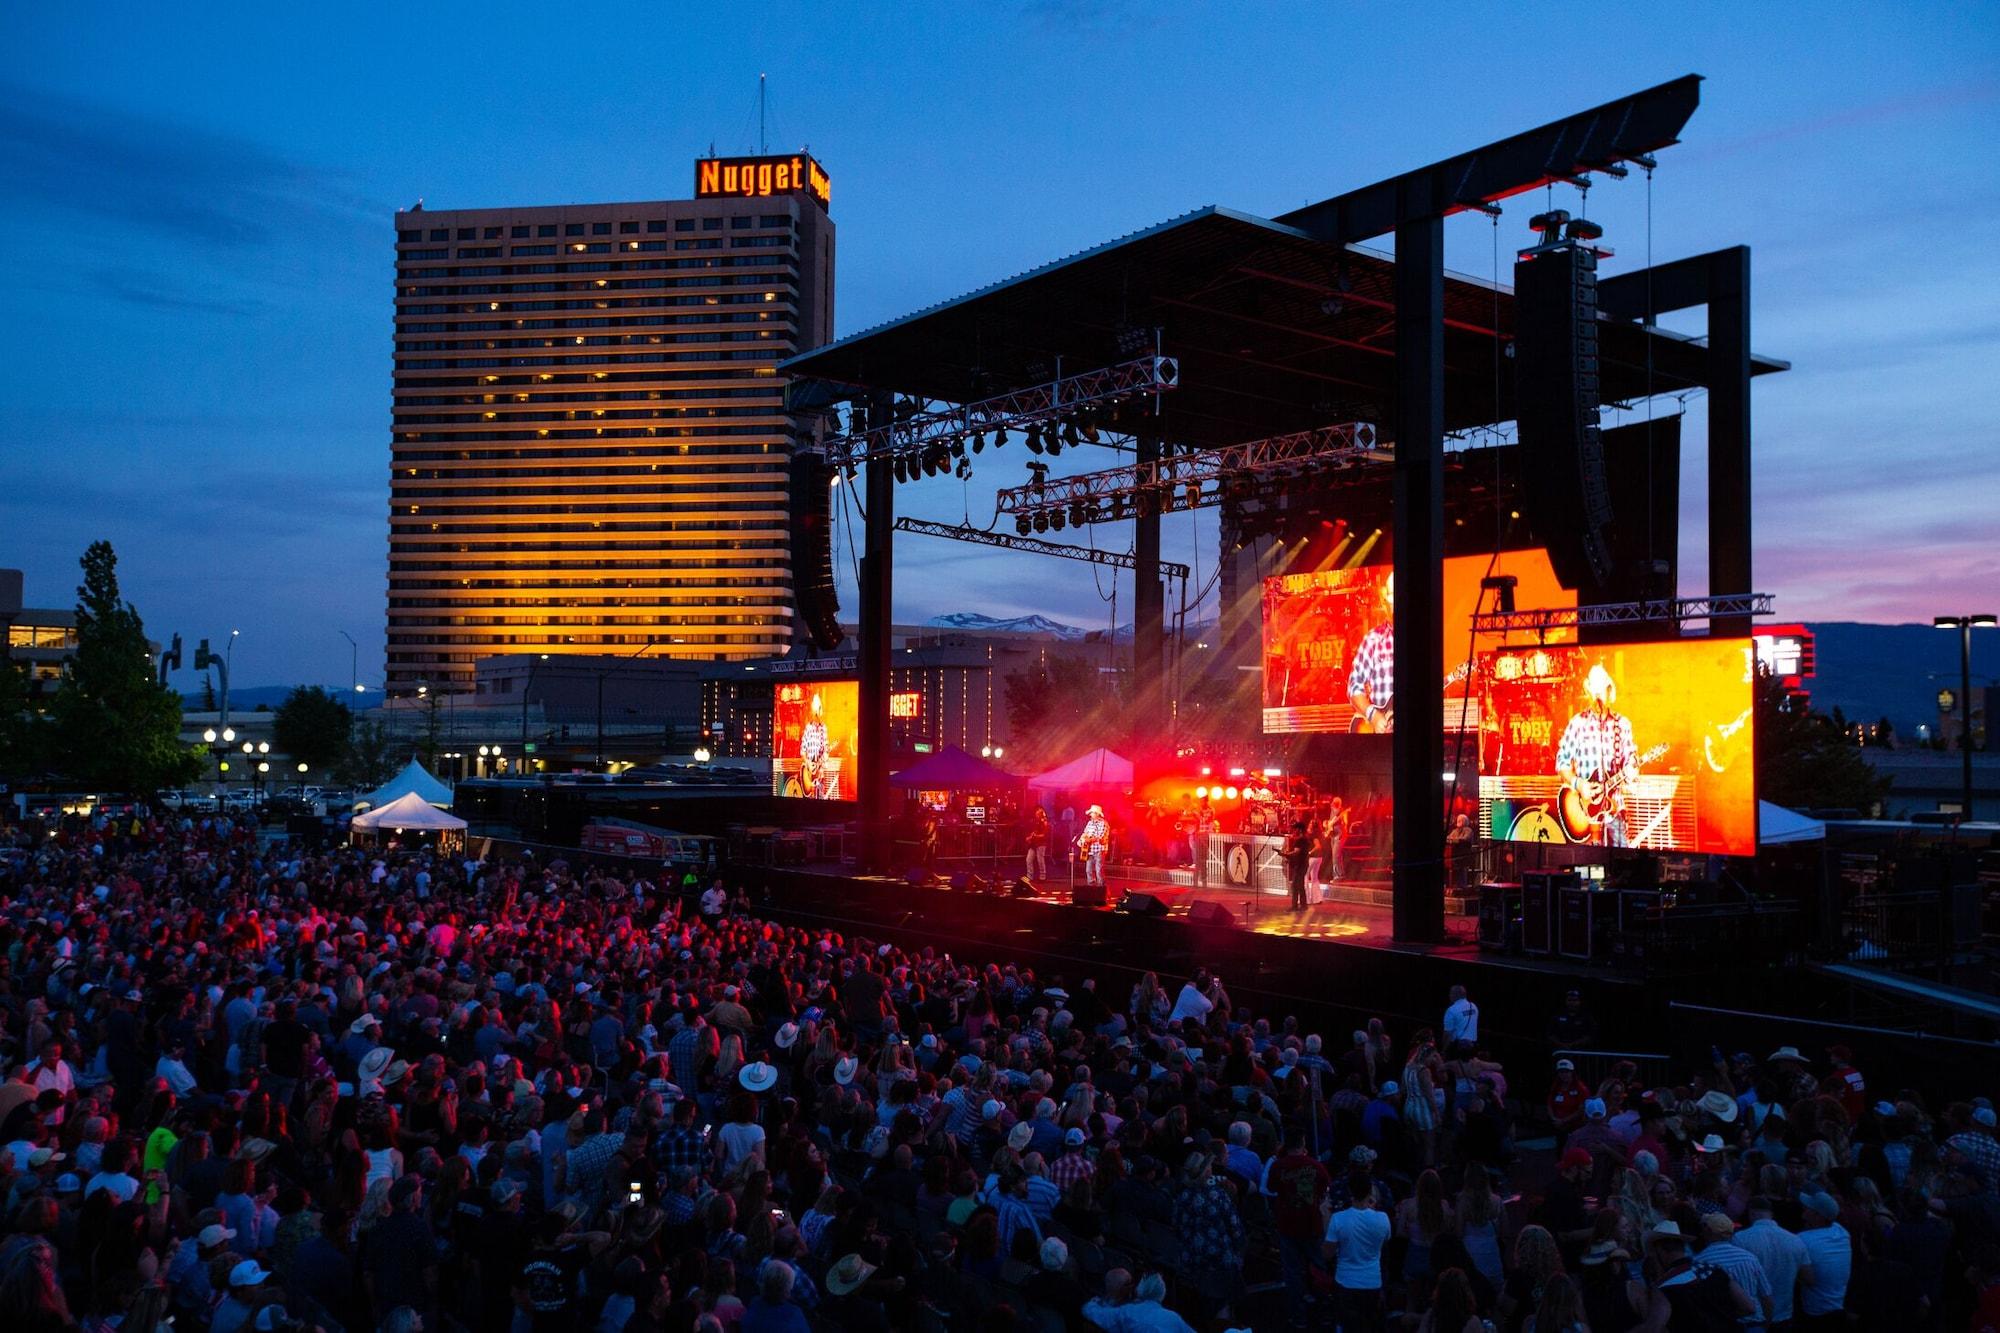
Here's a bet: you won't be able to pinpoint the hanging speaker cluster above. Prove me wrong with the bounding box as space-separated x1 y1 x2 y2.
1513 213 1616 589
788 451 843 651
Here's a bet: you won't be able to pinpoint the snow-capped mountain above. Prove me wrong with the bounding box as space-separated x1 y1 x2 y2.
923 612 1091 640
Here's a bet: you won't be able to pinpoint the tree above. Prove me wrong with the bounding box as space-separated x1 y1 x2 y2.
336 716 398 788
0 656 44 780
200 674 217 712
1753 666 1889 814
1002 654 1127 768
46 542 201 793
273 686 355 773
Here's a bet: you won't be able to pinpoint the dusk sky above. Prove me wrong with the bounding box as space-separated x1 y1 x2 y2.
3 4 1997 690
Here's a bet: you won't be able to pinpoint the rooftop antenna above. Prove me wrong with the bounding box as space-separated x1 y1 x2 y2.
759 72 768 153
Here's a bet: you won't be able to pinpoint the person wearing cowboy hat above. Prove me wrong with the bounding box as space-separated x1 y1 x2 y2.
1556 659 1641 847
1692 1210 1775 1325
1077 804 1110 889
738 1061 778 1094
1647 1219 1757 1327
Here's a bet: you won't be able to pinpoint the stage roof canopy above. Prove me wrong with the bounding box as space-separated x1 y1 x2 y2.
1028 748 1135 794
890 745 1020 791
785 206 1785 450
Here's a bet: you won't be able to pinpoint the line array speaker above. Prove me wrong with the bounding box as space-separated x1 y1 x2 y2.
789 451 843 651
1514 236 1615 588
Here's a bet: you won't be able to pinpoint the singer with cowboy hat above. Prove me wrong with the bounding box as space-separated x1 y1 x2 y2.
1077 805 1110 890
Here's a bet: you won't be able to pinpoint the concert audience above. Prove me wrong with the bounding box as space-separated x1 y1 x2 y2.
0 804 1996 1333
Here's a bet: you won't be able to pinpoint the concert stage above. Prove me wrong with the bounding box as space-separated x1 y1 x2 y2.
735 858 1646 1062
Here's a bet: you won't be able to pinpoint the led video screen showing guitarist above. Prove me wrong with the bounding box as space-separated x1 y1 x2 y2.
1477 640 1756 856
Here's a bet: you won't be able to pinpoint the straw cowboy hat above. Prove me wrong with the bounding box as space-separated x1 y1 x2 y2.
357 1047 396 1084
1086 804 1105 818
774 1022 801 1050
738 1061 778 1093
1698 1089 1740 1123
825 1253 877 1296
833 1056 859 1086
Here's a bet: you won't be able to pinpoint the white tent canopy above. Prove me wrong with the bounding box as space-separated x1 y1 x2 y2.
350 790 467 832
1758 800 1825 846
359 759 453 810
1026 748 1134 793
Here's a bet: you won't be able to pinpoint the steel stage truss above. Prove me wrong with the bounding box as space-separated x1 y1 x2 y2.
994 422 1383 524
1470 592 1774 635
819 357 1181 468
892 516 1192 580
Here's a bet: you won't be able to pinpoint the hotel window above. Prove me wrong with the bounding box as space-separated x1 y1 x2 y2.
675 219 695 232
483 226 502 239
398 229 422 242
702 217 722 231
620 221 640 233
565 223 584 236
429 229 448 241
647 220 668 233
592 222 611 234
759 215 790 228
730 215 752 229
457 228 475 240
512 225 530 238
538 224 557 237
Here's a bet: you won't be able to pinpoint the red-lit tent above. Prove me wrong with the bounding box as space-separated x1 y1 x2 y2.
890 745 1020 791
1026 748 1133 793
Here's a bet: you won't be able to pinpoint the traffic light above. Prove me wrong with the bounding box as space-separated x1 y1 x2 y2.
163 634 182 672
194 639 213 670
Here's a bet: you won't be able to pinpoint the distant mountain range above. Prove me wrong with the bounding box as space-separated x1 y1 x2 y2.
181 621 1982 739
1802 622 1995 738
923 612 1094 640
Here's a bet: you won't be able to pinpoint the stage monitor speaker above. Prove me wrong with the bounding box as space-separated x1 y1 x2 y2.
1187 900 1236 929
788 451 843 651
1007 877 1036 899
1514 237 1615 589
949 871 973 892
1520 872 1555 956
905 867 937 888
1116 890 1167 916
1073 881 1108 907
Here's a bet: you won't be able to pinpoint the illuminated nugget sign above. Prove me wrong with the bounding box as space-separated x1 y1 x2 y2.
695 154 831 208
889 691 923 720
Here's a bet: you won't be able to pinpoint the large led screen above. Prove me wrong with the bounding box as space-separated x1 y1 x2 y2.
1261 549 1575 734
771 680 859 800
1476 639 1756 856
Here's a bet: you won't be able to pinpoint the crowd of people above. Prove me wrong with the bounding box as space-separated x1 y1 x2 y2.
1 804 1998 1333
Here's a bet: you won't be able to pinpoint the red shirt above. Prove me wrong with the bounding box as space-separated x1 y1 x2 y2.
1549 1081 1587 1125
1268 1149 1331 1238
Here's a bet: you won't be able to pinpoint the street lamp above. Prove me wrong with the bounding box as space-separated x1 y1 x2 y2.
694 746 712 764
1934 614 1997 822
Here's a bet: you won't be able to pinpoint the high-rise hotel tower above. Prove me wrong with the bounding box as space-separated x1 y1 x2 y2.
386 155 834 694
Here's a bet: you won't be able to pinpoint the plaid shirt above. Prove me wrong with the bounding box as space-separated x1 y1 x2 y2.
1948 1131 2000 1195
1348 623 1395 710
1047 1149 1096 1193
668 1025 705 1091
1556 707 1636 784
656 1124 708 1177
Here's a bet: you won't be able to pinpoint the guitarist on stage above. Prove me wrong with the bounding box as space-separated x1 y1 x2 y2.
1346 571 1395 733
1555 663 1639 846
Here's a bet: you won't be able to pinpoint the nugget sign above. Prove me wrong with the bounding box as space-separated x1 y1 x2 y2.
695 154 831 208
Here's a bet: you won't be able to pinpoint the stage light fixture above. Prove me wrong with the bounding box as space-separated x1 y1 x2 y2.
950 438 966 459
1032 512 1049 534
1194 786 1208 799
1224 786 1239 800
1015 515 1031 535
1061 421 1082 450
971 432 985 454
1050 511 1066 531
955 458 972 480
1026 426 1045 455
1046 431 1063 457
892 456 909 484
992 429 1007 449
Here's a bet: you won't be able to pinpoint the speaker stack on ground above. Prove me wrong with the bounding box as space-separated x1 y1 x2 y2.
1187 900 1236 929
1513 212 1615 591
1115 890 1167 916
788 450 843 650
1073 881 1109 907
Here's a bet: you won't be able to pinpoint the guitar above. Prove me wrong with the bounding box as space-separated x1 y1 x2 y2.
1348 661 1476 734
1703 708 1753 774
1558 742 1669 842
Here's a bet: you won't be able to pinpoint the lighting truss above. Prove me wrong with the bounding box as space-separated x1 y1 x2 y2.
995 422 1383 522
820 356 1180 466
893 516 1192 580
1470 592 1775 635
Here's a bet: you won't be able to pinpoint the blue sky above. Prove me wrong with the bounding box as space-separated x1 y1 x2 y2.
2 3 1996 689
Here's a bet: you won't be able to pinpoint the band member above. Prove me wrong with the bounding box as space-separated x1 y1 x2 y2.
1078 804 1110 888
1346 571 1395 733
1024 806 1051 881
798 689 830 798
1282 818 1311 911
1555 663 1639 847
1190 798 1216 887
1325 797 1349 883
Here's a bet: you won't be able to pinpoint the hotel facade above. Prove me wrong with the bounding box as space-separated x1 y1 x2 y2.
386 156 834 694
